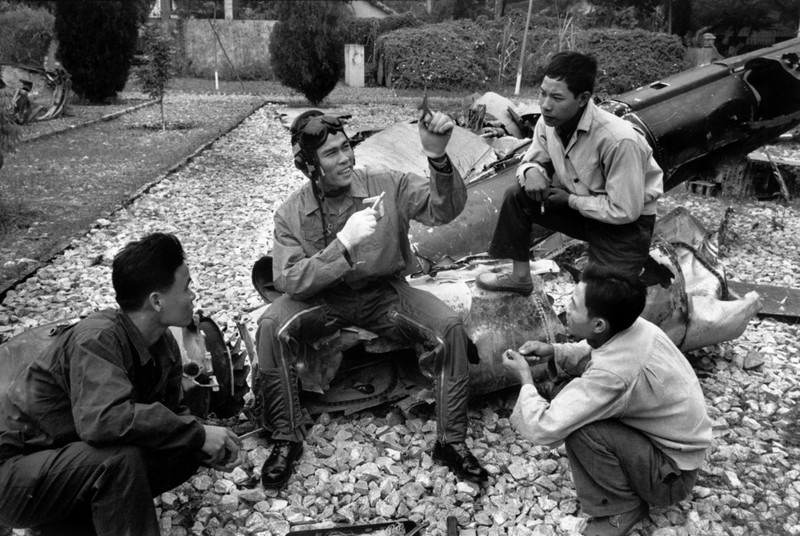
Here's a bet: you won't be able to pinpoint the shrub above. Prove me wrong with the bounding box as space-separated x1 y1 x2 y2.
269 1 350 105
0 2 55 66
54 1 145 103
577 29 685 95
376 19 685 95
375 19 501 90
136 24 175 130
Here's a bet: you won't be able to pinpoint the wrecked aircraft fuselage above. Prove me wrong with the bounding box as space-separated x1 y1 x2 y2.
602 36 800 192
0 63 71 124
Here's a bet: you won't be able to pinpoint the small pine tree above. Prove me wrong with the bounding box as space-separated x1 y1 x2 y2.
54 1 145 103
137 24 174 131
268 1 350 105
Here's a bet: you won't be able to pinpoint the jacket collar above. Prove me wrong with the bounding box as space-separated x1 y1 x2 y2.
576 99 597 135
117 309 156 366
300 170 368 216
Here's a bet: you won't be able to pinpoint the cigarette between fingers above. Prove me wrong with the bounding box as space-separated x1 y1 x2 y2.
371 191 385 210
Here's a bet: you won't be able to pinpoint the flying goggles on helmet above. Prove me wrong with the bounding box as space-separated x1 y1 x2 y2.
290 112 349 180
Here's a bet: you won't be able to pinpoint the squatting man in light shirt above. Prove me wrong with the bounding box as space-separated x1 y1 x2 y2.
502 264 712 536
254 105 488 489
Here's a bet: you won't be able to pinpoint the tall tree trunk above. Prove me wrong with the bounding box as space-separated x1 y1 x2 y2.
494 0 504 19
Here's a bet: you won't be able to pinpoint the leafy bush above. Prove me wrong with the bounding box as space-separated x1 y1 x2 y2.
54 1 145 103
269 1 350 104
376 19 685 95
577 30 685 95
0 2 55 66
375 19 501 90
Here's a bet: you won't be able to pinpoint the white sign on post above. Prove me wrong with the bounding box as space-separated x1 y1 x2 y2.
345 44 365 88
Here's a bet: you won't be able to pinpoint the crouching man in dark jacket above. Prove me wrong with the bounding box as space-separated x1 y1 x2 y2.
0 233 240 536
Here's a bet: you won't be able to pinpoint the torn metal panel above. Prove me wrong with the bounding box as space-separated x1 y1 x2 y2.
728 281 800 319
470 91 524 138
0 64 71 123
354 121 497 180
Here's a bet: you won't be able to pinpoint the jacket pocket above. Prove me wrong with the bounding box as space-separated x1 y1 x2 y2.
300 220 328 250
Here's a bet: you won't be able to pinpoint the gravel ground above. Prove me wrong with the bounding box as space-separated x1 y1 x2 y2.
2 103 800 536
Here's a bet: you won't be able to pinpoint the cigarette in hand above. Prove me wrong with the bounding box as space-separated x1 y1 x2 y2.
371 191 385 211
540 203 546 215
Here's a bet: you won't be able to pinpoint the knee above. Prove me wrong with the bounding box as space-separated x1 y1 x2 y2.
503 183 524 204
440 311 466 338
566 420 608 450
256 317 280 369
105 445 147 474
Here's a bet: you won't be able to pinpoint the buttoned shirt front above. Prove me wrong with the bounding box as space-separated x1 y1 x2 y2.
519 100 664 225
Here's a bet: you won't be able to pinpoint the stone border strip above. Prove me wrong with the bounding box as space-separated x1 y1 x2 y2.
21 99 159 144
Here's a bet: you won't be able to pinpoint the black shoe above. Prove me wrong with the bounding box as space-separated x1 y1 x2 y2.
432 441 488 483
261 440 303 489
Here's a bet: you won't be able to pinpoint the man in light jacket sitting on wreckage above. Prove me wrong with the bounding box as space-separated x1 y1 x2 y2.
254 107 488 490
502 264 712 536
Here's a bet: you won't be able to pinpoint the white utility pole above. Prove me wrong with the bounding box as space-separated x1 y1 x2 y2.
514 0 534 95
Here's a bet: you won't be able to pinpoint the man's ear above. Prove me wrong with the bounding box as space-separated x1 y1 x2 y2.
591 316 609 336
578 91 591 108
147 292 162 313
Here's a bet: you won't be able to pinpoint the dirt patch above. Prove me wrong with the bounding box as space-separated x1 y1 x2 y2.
0 93 266 296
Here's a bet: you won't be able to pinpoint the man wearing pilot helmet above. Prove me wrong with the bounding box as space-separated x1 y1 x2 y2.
254 107 488 488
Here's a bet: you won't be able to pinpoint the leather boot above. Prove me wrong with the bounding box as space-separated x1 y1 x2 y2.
432 441 489 483
257 368 307 489
261 439 303 489
433 371 488 483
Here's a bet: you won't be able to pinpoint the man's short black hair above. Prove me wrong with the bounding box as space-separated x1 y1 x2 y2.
544 51 597 96
581 263 646 336
112 233 186 312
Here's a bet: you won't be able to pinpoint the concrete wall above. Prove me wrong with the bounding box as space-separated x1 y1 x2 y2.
179 19 275 79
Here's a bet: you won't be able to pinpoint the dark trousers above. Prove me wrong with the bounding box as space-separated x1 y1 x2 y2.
256 279 471 444
565 420 698 517
488 184 655 273
0 442 200 536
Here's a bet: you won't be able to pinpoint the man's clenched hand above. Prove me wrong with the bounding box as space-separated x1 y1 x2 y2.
418 110 454 159
517 166 549 202
337 207 378 250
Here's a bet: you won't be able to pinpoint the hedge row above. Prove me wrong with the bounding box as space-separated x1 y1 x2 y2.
0 3 55 66
375 18 686 95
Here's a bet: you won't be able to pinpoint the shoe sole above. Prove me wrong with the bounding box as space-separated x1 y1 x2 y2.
475 281 533 296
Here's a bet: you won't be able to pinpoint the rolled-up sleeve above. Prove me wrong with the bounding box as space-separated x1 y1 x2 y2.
69 330 204 451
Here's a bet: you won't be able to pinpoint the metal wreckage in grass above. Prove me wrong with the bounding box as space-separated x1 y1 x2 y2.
2 38 800 425
0 63 70 125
